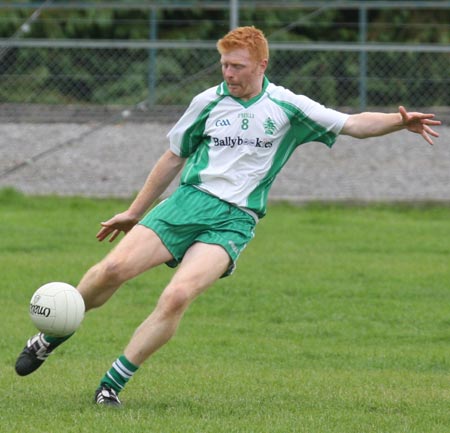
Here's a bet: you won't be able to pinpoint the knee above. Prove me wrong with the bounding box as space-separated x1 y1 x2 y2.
157 284 191 317
97 257 128 286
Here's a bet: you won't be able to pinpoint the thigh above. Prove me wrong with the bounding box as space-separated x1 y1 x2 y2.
166 242 231 300
104 224 174 281
140 185 255 276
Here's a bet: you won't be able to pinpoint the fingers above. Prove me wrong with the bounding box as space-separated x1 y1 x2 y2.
422 124 440 145
108 229 121 243
418 120 440 146
424 124 440 137
96 227 121 242
96 220 118 241
399 106 442 122
96 224 112 242
422 130 433 146
96 217 132 242
397 106 434 122
422 118 442 126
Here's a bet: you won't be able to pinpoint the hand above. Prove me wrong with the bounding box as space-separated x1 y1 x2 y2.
96 211 140 242
399 105 441 145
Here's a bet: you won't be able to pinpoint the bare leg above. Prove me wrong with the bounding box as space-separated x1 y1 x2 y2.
124 242 230 366
77 225 173 311
15 225 175 379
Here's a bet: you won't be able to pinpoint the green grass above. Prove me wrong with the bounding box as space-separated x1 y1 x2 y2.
1 188 450 433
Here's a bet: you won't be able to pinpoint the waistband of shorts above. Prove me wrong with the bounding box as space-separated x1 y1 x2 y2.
190 185 259 223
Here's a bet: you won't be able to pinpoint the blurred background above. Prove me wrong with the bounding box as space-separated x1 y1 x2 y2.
1 0 449 122
0 1 449 201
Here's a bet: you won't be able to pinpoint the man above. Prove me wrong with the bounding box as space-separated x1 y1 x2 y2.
15 26 441 406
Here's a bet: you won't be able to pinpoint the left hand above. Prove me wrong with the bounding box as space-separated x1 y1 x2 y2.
399 105 441 145
96 211 140 243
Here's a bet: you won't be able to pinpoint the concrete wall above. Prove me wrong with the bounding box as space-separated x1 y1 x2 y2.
1 122 449 203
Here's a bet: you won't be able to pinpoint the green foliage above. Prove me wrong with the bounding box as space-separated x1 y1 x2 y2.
1 4 448 42
2 192 450 432
366 51 450 107
0 4 448 107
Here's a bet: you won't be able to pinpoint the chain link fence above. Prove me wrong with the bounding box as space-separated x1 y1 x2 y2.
0 1 449 123
0 41 449 123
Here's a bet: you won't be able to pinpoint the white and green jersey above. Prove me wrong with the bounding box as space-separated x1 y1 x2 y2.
168 76 349 218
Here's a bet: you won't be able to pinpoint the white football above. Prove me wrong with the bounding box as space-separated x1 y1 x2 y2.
29 282 85 337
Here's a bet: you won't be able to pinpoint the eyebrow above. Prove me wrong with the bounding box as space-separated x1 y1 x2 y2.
220 59 247 66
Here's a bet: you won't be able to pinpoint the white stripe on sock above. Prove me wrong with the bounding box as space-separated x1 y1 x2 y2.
106 371 124 390
114 359 134 379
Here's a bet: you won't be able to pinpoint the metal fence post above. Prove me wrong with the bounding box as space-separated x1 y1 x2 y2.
148 7 158 107
359 5 368 111
230 0 239 29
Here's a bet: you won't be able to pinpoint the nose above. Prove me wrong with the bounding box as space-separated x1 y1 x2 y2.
222 65 234 79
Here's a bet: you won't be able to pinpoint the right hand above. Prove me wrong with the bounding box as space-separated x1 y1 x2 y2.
96 211 140 242
398 105 441 145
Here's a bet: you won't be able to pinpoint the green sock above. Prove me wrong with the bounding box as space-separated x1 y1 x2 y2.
43 333 74 348
100 355 139 394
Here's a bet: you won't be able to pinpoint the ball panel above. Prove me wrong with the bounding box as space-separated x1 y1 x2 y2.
29 282 85 337
29 291 57 335
52 290 71 336
59 289 85 335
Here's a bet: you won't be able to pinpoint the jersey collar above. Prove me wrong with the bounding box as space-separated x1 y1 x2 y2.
217 76 270 107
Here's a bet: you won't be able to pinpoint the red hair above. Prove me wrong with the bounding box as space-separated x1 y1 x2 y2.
217 26 269 62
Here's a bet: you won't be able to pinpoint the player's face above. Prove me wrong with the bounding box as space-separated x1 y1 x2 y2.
220 48 267 101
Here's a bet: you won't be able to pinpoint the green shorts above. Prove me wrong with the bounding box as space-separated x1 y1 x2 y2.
139 185 256 277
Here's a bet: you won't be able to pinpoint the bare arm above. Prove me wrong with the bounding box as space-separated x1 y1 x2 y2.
96 149 185 242
127 149 186 219
341 106 441 145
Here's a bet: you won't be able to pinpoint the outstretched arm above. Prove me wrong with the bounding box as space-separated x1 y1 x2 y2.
96 149 185 242
341 105 441 145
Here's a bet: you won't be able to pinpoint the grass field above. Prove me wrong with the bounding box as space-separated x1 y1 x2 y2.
1 188 450 433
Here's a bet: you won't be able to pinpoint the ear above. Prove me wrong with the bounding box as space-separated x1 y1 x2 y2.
259 58 268 73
